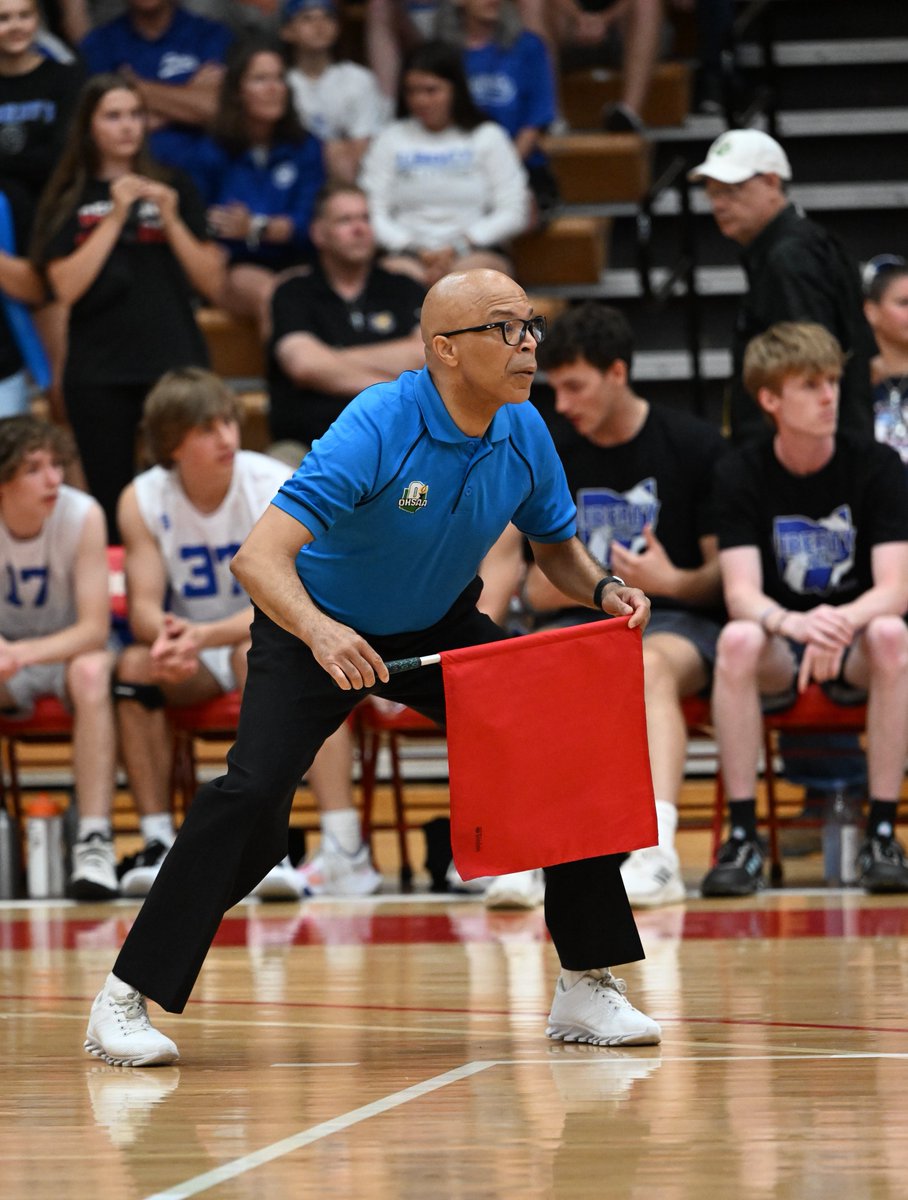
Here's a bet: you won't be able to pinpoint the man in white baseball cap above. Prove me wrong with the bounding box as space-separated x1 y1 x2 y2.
688 127 874 444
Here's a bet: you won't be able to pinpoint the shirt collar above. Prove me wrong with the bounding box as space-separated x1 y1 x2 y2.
742 201 801 268
414 367 513 444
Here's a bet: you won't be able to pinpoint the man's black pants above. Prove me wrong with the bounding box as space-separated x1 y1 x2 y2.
115 581 644 1012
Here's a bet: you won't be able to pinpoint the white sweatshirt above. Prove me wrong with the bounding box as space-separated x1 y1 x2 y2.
359 118 530 253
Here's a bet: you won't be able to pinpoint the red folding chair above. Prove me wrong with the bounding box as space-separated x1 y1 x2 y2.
166 690 244 814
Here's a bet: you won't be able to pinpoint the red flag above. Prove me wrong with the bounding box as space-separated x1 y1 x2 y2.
441 617 656 879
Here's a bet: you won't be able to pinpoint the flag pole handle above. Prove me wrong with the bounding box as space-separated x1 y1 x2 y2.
384 653 441 675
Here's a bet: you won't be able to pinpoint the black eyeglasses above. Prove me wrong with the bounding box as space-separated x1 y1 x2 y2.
437 316 547 346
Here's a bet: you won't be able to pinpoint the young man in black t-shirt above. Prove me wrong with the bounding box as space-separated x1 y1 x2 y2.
704 322 908 897
268 183 425 456
493 302 729 909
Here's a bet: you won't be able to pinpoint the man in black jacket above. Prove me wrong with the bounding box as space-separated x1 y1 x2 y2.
689 128 876 444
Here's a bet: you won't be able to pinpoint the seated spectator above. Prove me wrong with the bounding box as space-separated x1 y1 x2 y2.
522 0 664 133
434 0 560 221
190 38 325 333
0 183 48 416
484 302 727 909
0 0 83 205
112 367 369 899
703 322 908 898
359 39 529 287
365 0 439 98
0 415 119 899
281 0 391 185
863 254 908 465
80 0 232 174
29 74 224 541
268 182 425 457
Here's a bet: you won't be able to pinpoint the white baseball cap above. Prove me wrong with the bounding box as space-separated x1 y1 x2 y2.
688 129 792 184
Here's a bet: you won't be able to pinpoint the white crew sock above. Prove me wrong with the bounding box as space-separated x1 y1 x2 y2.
321 807 363 856
560 967 607 989
140 813 175 849
655 799 678 849
77 816 112 841
105 971 137 998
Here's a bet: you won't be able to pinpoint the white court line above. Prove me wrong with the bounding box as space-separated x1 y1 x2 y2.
143 1060 497 1200
514 1052 908 1063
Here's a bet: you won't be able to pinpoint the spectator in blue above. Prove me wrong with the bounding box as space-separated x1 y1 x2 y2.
80 0 232 174
190 37 325 334
435 0 559 221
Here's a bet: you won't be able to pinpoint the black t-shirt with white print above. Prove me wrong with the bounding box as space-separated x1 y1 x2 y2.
715 431 908 610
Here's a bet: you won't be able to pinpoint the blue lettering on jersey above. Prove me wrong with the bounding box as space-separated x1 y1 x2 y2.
4 565 49 607
396 148 475 173
773 505 855 594
576 479 660 567
0 100 57 124
180 544 243 598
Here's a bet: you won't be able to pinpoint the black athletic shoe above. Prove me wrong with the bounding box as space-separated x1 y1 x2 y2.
856 835 908 893
700 835 765 897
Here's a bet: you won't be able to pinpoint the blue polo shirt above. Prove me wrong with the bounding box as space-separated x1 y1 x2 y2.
272 366 577 634
81 8 232 172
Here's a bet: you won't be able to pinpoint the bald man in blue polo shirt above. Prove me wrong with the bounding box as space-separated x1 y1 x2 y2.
84 269 662 1066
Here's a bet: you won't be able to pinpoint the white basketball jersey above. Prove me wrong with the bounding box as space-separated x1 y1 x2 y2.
133 451 289 622
0 485 96 639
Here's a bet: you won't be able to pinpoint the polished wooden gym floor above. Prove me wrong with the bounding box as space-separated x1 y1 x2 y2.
4 812 908 1200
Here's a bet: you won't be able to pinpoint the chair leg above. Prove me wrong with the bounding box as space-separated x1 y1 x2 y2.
710 771 725 864
763 729 784 885
358 725 379 857
388 735 413 891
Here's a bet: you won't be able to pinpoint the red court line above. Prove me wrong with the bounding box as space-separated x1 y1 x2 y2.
3 904 908 952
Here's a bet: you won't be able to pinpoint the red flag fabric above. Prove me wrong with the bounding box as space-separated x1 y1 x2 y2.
441 617 656 879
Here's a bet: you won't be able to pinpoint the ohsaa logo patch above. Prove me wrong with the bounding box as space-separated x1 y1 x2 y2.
398 481 429 513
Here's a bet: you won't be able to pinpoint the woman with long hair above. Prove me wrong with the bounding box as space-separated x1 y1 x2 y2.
30 74 224 539
190 38 326 332
359 39 529 286
864 255 908 465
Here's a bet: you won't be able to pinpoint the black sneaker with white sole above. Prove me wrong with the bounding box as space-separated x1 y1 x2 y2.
856 835 908 894
701 835 765 897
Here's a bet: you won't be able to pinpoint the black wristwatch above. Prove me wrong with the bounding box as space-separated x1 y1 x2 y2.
593 575 626 609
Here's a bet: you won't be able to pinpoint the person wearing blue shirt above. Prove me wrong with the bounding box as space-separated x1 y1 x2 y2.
189 38 326 331
80 0 232 173
83 267 662 1067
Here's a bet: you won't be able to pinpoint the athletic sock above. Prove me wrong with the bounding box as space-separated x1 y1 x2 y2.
321 807 363 855
728 799 758 842
140 813 175 849
77 816 112 841
560 967 607 989
866 799 899 841
654 799 678 849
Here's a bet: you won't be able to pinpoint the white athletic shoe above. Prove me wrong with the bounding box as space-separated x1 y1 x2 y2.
446 860 494 894
484 869 545 909
296 838 382 897
119 839 169 898
70 833 119 901
84 985 179 1067
546 971 662 1046
620 846 686 908
249 855 303 900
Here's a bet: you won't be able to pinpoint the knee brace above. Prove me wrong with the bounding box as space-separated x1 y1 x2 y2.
112 680 165 710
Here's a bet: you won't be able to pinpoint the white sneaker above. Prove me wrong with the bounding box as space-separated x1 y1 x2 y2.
446 860 493 894
119 839 169 898
296 838 382 897
84 985 180 1067
546 971 662 1046
484 869 545 909
620 846 686 908
249 855 303 901
70 833 119 900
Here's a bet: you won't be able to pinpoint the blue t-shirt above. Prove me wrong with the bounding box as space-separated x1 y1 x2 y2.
463 32 555 169
189 135 325 266
80 8 232 172
273 367 577 634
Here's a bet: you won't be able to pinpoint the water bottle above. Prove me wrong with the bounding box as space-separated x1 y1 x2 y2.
0 805 20 898
26 793 66 899
822 789 861 886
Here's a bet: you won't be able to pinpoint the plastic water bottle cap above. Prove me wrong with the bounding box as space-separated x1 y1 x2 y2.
26 793 62 818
